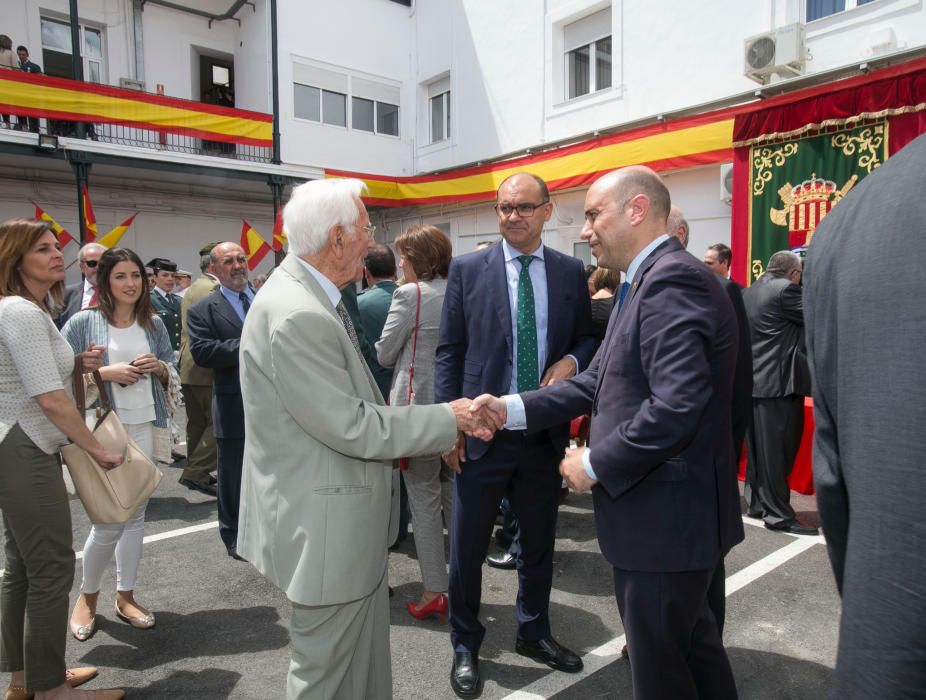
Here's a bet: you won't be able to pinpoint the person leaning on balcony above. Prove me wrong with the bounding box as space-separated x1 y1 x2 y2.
0 217 125 700
15 45 41 133
0 35 18 129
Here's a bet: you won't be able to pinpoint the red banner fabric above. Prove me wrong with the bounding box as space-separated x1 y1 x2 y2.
733 57 926 145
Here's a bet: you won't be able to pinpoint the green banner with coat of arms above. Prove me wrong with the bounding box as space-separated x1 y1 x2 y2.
747 122 888 283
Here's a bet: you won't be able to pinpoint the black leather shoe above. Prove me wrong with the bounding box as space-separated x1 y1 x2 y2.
516 636 583 673
180 478 217 497
450 651 481 698
227 548 246 562
765 519 818 536
745 510 764 520
486 551 516 570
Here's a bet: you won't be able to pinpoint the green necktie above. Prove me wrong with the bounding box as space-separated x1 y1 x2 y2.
516 255 539 392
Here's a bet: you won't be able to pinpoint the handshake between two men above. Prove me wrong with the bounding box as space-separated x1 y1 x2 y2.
445 395 596 494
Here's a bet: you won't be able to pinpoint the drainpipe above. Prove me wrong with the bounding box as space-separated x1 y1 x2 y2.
68 0 86 140
132 0 145 83
270 0 281 165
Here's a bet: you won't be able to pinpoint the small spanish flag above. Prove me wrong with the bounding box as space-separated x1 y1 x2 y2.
96 213 138 249
81 184 99 242
271 205 286 252
34 203 75 247
240 220 271 271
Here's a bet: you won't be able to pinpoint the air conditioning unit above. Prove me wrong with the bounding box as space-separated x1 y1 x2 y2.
720 163 734 204
119 77 145 92
744 23 806 84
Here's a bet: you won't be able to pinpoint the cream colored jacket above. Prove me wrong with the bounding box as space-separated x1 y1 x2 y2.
236 254 457 606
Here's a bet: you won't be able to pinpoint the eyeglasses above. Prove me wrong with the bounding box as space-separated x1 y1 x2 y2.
361 224 376 239
82 260 99 268
495 200 549 218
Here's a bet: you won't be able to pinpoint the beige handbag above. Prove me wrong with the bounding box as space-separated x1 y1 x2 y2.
60 362 163 524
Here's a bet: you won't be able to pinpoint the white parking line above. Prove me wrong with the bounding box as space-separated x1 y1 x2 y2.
500 536 821 700
74 521 219 560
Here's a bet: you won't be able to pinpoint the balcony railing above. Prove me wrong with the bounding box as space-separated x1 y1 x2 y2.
0 71 272 163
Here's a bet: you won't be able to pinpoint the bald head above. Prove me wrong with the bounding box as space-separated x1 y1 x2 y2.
604 166 671 224
210 241 249 291
581 166 672 272
667 206 689 248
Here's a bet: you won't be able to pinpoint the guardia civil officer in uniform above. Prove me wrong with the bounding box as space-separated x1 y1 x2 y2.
148 258 182 352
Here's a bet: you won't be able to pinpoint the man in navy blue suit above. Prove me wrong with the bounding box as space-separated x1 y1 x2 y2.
474 166 742 699
435 173 596 698
186 241 256 561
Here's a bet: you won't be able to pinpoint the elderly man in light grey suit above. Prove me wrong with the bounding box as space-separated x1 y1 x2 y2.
237 177 494 700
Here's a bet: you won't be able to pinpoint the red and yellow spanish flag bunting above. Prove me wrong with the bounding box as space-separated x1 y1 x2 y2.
271 205 286 252
0 71 271 147
240 220 271 270
34 203 75 247
96 213 138 249
81 184 99 242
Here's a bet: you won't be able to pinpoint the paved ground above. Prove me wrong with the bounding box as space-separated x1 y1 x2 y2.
1 441 839 700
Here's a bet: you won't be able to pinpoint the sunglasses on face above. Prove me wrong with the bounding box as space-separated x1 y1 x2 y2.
82 260 99 268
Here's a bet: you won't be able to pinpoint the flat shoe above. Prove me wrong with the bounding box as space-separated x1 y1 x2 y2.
5 668 99 700
67 667 99 688
70 615 97 641
115 601 155 629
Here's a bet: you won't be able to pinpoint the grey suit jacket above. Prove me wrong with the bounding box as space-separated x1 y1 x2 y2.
804 133 926 696
375 279 445 408
743 274 808 397
236 254 457 607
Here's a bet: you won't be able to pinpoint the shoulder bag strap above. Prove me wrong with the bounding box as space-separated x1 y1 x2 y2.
406 283 422 403
71 354 111 416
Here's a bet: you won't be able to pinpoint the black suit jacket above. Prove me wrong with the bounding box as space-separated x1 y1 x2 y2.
435 242 596 460
743 274 808 397
722 278 753 458
521 237 744 572
55 282 84 329
186 289 245 439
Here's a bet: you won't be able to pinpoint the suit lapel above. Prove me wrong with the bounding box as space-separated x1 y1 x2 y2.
542 248 561 368
486 245 513 355
213 290 243 332
279 255 382 402
593 238 681 402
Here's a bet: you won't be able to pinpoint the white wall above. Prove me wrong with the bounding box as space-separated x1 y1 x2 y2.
235 0 272 113
276 0 415 174
142 3 237 100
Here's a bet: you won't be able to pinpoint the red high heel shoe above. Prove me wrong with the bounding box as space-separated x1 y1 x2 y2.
406 593 448 623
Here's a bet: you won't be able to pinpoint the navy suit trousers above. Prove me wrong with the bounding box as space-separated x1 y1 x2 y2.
216 437 244 554
613 566 737 700
448 431 561 653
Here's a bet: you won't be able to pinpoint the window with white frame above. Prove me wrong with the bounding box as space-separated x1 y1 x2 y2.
428 77 451 143
806 0 878 21
564 8 612 100
41 16 105 82
352 77 400 136
293 63 399 135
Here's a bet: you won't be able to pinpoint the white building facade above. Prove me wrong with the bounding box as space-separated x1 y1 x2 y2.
1 0 924 278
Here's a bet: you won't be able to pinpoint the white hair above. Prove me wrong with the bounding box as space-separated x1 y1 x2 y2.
78 242 105 261
283 178 368 257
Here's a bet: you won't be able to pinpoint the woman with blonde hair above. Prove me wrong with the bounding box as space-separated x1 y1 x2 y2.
376 225 455 622
0 218 125 700
62 247 176 643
